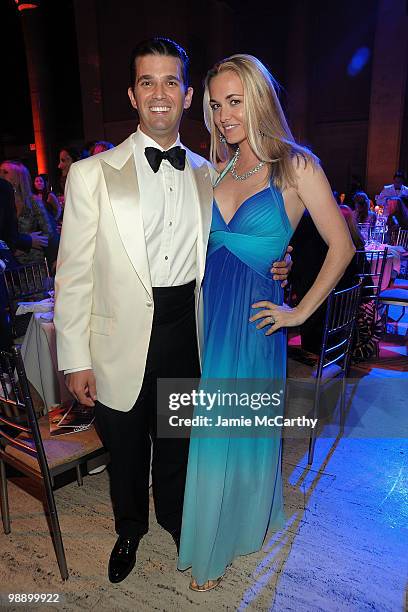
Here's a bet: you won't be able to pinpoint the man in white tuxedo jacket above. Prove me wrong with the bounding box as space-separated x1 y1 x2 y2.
54 37 289 584
377 171 408 214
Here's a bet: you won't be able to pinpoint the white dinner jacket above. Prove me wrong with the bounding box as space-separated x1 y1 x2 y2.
377 184 408 209
54 133 214 411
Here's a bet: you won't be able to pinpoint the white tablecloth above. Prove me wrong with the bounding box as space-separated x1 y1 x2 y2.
366 244 404 289
20 312 71 410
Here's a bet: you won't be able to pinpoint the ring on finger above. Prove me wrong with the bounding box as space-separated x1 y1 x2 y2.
269 316 276 325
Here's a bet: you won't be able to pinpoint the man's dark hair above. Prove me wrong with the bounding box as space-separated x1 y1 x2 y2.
129 37 190 91
393 170 405 180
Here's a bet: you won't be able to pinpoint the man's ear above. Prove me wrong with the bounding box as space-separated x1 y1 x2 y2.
128 87 137 110
184 86 194 110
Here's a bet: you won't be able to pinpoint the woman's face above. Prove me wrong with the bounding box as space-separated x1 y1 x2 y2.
58 150 73 176
34 176 45 191
0 162 18 189
209 70 247 146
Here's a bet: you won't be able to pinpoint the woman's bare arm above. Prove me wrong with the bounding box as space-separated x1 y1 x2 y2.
251 161 355 333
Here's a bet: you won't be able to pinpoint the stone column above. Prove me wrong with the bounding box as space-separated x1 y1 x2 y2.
16 0 55 180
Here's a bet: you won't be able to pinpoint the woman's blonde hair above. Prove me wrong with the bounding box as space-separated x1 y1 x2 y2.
203 54 318 190
1 160 34 211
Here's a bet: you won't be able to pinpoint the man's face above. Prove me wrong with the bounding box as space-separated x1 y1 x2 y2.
393 176 403 190
58 150 73 177
128 54 193 145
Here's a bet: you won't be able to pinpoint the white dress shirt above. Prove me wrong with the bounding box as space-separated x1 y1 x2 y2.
64 128 198 375
133 128 198 287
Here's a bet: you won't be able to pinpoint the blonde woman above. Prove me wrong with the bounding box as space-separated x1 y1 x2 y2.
178 55 355 591
0 161 51 265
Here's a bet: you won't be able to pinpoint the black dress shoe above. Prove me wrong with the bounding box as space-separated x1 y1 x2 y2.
108 535 142 583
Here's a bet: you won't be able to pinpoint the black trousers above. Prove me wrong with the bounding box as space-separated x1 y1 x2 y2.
95 281 200 538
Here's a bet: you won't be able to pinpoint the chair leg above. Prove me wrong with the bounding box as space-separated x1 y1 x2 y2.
339 376 347 435
76 465 83 487
42 481 68 580
0 459 11 534
308 385 320 466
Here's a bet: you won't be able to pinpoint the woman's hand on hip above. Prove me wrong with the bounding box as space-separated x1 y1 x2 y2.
250 301 305 335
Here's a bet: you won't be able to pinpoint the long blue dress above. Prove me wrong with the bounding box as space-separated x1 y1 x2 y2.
178 181 294 584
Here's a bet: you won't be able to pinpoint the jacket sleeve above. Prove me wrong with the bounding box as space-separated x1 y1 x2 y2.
53 162 99 371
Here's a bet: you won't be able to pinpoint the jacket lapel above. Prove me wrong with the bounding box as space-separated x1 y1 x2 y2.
100 135 152 298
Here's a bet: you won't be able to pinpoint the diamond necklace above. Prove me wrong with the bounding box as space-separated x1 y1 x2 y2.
230 148 265 181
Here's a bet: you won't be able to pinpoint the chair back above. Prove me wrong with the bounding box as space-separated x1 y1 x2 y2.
3 259 50 337
394 228 408 250
3 259 50 301
355 248 388 307
316 280 362 381
0 347 51 483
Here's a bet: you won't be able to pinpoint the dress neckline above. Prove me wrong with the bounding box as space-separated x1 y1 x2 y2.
214 186 269 227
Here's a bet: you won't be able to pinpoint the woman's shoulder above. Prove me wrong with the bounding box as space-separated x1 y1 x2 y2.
291 150 320 175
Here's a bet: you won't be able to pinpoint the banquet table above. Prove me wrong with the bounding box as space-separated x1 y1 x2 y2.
20 311 71 410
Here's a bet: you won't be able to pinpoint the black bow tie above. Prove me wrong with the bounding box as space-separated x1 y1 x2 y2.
144 146 186 173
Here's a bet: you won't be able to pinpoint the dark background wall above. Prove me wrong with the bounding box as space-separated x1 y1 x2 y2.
307 0 378 191
0 0 82 152
1 0 407 196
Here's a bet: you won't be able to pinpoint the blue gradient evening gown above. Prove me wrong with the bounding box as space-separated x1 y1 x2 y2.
178 181 293 584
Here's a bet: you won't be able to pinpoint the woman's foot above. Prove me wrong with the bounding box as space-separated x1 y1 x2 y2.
189 575 224 592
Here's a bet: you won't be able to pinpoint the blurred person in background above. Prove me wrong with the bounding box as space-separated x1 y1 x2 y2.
378 171 408 215
90 140 114 155
0 160 56 267
0 161 50 262
0 176 41 266
0 176 47 348
386 197 408 233
353 191 377 228
33 174 62 222
291 204 380 361
57 146 79 200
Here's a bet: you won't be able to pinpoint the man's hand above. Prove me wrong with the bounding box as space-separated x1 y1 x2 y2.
30 231 48 249
270 245 293 287
65 369 97 407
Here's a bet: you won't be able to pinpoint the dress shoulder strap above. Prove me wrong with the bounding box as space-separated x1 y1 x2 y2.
214 157 235 187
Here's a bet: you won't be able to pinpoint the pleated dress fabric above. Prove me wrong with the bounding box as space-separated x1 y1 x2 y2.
178 182 293 584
